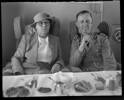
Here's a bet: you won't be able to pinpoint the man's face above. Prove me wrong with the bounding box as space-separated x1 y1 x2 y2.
35 19 50 38
76 13 93 35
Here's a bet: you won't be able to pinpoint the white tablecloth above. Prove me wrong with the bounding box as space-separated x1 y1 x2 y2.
2 71 122 97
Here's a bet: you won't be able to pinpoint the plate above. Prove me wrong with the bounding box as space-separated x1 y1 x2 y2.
69 80 95 96
4 86 32 97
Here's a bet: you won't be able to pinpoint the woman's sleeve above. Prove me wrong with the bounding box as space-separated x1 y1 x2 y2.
11 35 27 73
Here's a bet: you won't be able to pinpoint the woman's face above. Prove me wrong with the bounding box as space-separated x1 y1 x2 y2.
35 19 50 38
76 13 93 36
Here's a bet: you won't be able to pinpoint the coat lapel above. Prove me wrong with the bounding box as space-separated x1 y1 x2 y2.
25 33 38 63
49 35 56 63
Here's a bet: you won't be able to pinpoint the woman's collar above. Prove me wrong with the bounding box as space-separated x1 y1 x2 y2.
38 35 49 43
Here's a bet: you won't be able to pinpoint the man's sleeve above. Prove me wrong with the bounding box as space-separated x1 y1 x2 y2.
102 38 117 70
69 37 86 67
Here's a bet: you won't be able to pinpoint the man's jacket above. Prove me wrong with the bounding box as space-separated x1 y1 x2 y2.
69 33 117 71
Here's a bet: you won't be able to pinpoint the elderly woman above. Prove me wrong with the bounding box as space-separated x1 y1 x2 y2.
7 12 64 75
69 10 117 72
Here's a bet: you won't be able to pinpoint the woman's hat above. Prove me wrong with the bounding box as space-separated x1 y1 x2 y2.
31 12 52 27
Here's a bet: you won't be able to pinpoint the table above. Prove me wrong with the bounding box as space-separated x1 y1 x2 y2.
2 71 122 97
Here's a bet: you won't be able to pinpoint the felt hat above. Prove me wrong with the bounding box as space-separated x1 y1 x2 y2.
31 12 52 26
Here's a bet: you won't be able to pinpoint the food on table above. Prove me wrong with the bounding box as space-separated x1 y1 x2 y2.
16 86 30 97
108 79 118 91
74 80 92 93
116 72 121 87
5 87 18 97
25 81 33 88
48 76 71 94
25 79 37 88
37 87 52 93
94 76 106 84
92 74 106 90
5 86 30 97
107 72 121 91
95 81 105 90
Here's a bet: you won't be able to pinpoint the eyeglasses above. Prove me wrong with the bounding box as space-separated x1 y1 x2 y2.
78 20 92 25
37 21 50 26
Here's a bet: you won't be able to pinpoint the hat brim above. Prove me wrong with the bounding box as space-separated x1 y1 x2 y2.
30 17 52 27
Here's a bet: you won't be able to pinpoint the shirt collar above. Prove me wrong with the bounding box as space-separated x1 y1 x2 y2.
38 35 49 43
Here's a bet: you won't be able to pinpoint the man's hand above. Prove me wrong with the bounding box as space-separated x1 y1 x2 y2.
51 64 61 73
79 35 92 52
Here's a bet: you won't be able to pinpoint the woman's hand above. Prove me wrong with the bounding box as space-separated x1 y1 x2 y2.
37 69 50 74
14 71 23 75
70 66 82 72
25 25 35 35
51 64 61 73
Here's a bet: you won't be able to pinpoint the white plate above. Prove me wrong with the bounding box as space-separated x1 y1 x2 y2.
3 75 38 97
35 75 56 96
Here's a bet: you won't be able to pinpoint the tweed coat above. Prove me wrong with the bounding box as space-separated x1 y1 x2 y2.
11 31 64 74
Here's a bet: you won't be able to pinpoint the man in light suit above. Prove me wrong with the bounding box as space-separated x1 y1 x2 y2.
10 12 64 75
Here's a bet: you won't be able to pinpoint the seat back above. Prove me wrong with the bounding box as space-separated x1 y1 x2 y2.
13 16 25 48
50 17 60 36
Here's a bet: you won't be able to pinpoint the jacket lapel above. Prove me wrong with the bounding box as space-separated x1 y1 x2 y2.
49 35 56 63
26 34 56 64
25 33 38 63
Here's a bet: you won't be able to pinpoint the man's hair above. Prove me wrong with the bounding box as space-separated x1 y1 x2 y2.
75 10 93 38
76 10 92 20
